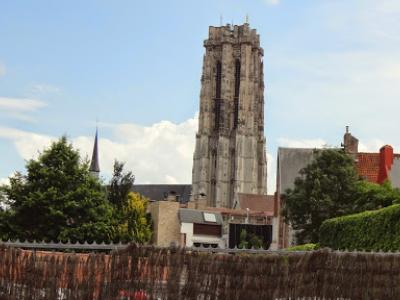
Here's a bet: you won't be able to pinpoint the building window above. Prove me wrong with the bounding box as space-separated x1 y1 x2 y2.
193 223 222 236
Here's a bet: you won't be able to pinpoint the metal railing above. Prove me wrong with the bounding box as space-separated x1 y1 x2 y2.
1 240 398 256
0 239 129 251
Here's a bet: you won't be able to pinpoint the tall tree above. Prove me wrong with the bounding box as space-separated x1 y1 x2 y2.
283 149 360 244
114 192 152 243
107 162 153 243
108 160 135 208
0 136 114 242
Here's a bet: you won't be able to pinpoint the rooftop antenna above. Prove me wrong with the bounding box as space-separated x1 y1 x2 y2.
220 14 223 26
245 14 249 24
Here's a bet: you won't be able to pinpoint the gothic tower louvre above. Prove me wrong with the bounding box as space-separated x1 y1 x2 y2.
192 23 267 208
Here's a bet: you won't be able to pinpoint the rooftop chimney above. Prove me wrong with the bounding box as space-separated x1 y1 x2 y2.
343 126 359 154
378 145 394 184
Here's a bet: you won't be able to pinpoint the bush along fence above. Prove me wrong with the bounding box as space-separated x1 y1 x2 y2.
320 204 400 251
2 245 400 299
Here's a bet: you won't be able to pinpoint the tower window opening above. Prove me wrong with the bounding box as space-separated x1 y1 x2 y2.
234 60 241 128
214 61 222 130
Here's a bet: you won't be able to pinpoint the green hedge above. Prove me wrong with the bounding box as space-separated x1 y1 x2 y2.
319 204 400 251
286 243 319 251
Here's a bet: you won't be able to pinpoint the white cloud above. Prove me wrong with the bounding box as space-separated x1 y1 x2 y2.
0 127 53 160
277 138 328 149
95 115 198 184
0 114 198 185
1 115 278 198
0 97 47 122
358 139 400 153
0 97 46 112
358 139 385 152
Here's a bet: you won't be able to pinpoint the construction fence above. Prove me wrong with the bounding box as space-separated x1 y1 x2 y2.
0 244 400 299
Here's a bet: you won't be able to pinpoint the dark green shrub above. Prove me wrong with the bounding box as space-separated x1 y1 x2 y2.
319 204 400 251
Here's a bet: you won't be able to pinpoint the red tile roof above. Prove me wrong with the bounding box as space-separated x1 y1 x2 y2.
356 153 380 183
238 193 275 213
356 152 400 184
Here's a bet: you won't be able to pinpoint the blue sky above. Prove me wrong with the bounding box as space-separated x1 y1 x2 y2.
1 0 400 192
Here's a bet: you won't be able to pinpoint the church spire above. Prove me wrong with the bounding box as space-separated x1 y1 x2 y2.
89 128 100 177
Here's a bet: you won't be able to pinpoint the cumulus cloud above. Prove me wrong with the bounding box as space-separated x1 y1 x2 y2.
358 139 400 153
0 114 198 185
277 138 328 149
0 97 47 122
0 97 46 112
1 114 278 196
0 127 53 160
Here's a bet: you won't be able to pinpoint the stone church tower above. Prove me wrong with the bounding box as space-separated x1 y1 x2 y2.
192 23 267 208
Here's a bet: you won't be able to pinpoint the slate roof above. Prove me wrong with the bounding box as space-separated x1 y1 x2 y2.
131 184 192 203
238 193 275 213
179 209 223 225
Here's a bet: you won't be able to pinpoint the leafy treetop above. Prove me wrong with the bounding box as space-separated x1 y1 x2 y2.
0 136 113 242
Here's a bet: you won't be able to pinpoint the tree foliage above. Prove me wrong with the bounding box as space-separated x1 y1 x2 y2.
114 192 152 243
353 180 400 211
107 160 135 208
106 162 152 243
0 137 114 242
282 149 400 244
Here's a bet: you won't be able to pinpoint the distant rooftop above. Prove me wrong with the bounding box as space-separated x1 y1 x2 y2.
237 193 275 213
131 184 192 203
179 208 223 225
